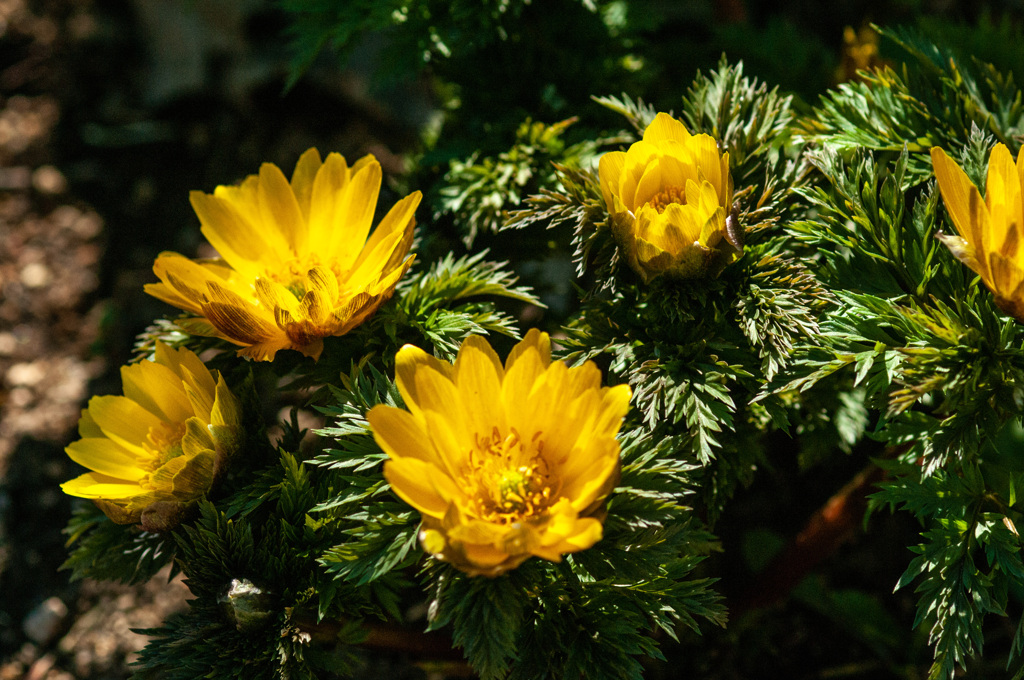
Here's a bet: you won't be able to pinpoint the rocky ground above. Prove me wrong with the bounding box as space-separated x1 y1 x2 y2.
0 1 425 677
0 2 190 677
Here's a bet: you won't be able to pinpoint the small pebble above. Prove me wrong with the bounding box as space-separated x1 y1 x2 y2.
6 361 44 386
22 598 68 645
31 165 66 194
0 332 16 355
19 262 50 288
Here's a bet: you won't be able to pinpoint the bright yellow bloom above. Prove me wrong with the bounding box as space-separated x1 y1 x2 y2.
932 144 1024 321
367 330 631 576
146 149 421 361
61 342 241 530
599 112 740 282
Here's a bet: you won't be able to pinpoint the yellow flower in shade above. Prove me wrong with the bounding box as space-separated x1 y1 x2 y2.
931 144 1024 322
367 330 631 577
61 342 241 531
599 112 740 282
145 149 422 361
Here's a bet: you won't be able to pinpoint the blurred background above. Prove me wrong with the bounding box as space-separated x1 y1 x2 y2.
2 1 1024 678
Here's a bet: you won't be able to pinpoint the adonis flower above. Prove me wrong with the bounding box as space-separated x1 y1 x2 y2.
599 112 741 282
367 330 631 576
61 342 241 531
931 144 1024 322
146 149 421 361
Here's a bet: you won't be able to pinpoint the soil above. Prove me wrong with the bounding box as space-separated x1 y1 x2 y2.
0 1 425 677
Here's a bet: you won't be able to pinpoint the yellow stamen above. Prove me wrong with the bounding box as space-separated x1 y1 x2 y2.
646 186 687 213
465 428 555 524
144 421 186 467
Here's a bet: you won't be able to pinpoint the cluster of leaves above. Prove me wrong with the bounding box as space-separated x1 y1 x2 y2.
507 62 828 522
133 452 376 680
435 117 625 245
777 30 1024 677
314 369 727 680
280 0 538 88
62 9 1024 680
62 251 541 678
801 25 1024 184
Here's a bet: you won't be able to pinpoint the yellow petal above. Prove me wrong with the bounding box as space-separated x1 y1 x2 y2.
460 542 512 570
254 277 302 317
394 344 455 414
257 161 307 256
935 231 980 271
182 417 215 457
643 112 692 144
328 291 377 334
448 518 507 544
599 151 626 211
531 364 605 453
202 281 281 344
368 405 437 463
211 374 241 429
190 191 282 280
345 219 411 292
157 342 216 393
144 281 201 314
384 459 450 518
299 286 331 326
215 175 262 226
419 407 474 478
505 328 550 372
561 452 619 512
720 151 734 205
690 134 723 192
620 140 660 211
699 207 727 248
120 360 191 424
932 147 991 269
65 438 149 481
148 255 213 314
61 472 143 499
563 517 604 549
502 331 551 422
454 335 507 436
308 266 340 306
290 148 323 223
77 408 103 439
655 151 690 189
990 251 1024 298
351 191 420 272
986 143 1023 257
150 449 215 499
632 156 664 209
88 395 163 454
655 204 696 249
329 160 383 268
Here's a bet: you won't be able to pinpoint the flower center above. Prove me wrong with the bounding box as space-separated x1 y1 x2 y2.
267 255 331 300
465 427 557 524
646 186 686 213
143 421 187 468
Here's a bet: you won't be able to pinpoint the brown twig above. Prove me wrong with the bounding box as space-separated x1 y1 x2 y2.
729 462 888 618
293 615 466 662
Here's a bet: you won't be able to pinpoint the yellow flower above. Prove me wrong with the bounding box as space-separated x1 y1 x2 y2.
835 25 883 84
367 330 631 576
61 342 241 531
146 149 422 361
599 112 740 282
931 144 1024 321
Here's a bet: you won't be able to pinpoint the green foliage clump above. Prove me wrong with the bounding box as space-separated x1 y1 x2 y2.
60 7 1024 680
436 117 624 245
